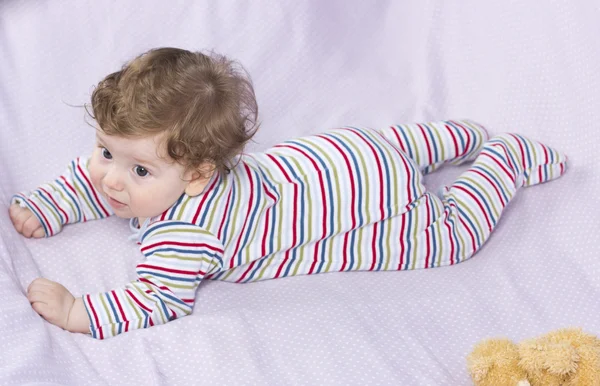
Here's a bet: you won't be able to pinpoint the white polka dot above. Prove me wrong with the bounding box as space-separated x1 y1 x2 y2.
1 1 598 385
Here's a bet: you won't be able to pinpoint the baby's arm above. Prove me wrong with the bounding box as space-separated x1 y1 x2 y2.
81 221 222 338
26 221 223 337
9 157 113 238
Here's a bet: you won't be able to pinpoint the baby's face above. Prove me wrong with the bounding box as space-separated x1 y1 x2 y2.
89 131 190 221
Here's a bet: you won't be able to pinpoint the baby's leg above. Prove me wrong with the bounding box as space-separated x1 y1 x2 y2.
402 133 568 269
376 119 489 175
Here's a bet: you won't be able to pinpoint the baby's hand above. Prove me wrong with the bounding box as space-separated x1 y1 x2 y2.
9 203 45 238
27 278 89 333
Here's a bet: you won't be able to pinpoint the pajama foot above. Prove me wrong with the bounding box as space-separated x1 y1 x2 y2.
485 133 568 188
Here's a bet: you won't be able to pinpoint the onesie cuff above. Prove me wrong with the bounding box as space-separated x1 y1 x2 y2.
10 193 63 237
82 292 149 340
83 293 114 340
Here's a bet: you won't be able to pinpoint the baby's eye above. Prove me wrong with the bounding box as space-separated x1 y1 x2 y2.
134 166 149 177
102 148 112 160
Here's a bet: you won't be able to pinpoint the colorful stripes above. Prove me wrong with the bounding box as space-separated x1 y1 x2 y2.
385 120 488 174
84 222 224 339
16 120 568 339
195 120 495 282
423 132 568 266
11 157 112 237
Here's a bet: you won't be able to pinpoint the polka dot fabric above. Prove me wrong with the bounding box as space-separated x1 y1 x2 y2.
0 1 598 385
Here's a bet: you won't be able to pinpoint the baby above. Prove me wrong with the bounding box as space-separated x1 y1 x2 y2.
9 47 568 339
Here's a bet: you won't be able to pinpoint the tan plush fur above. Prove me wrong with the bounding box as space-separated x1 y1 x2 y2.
467 329 600 386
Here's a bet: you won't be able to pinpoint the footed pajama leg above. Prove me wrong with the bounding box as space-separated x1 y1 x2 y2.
401 133 568 269
377 119 490 175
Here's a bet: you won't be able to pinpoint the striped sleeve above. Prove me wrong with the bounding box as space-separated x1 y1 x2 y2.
10 157 112 237
82 221 224 339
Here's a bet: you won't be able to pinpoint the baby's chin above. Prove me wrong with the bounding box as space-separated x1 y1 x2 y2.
113 212 158 226
109 203 166 222
112 213 135 219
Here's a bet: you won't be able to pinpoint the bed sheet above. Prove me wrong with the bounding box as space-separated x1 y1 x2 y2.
1 1 599 385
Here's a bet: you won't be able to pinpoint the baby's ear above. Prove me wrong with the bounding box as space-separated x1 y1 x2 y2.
184 163 215 197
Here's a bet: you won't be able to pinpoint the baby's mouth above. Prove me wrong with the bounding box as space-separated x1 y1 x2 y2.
106 195 127 208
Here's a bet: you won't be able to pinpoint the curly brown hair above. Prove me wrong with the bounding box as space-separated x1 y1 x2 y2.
88 47 258 175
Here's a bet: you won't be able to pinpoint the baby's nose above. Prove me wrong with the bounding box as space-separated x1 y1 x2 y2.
104 168 125 191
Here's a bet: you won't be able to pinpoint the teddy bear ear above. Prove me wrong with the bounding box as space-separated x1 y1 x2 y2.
467 356 493 382
518 340 579 376
467 339 517 382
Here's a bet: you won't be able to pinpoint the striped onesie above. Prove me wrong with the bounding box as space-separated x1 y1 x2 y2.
12 119 568 339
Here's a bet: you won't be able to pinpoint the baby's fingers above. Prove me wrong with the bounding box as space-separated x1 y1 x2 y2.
9 205 35 233
27 277 56 292
32 228 45 239
27 278 53 295
31 301 61 325
27 290 49 305
31 301 50 317
28 286 53 319
9 206 28 230
22 215 43 238
8 204 21 222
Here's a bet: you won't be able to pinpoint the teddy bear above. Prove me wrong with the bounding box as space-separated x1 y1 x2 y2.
467 328 600 386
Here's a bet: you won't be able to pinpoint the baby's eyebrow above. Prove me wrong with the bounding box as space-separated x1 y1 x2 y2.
95 134 106 146
132 156 160 168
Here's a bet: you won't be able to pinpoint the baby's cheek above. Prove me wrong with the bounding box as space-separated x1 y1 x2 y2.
88 160 102 192
146 189 174 215
135 190 162 218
